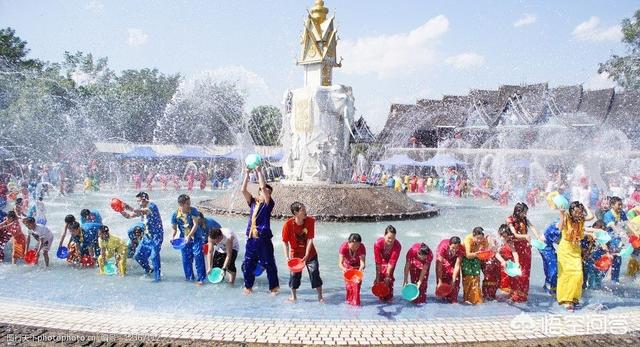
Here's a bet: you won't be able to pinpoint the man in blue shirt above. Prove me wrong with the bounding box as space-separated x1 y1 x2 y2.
171 194 206 284
120 192 164 282
241 166 279 295
603 196 627 284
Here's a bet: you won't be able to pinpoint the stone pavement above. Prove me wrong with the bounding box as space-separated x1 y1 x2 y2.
1 297 639 346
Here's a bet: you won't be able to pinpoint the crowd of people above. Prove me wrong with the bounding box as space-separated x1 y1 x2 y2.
1 162 640 311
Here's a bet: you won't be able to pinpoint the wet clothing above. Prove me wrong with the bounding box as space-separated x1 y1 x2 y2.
540 222 561 294
211 249 238 273
67 226 98 264
288 256 322 289
0 225 12 261
201 217 222 240
135 202 163 281
603 210 627 283
481 257 501 300
282 217 317 259
499 243 516 293
212 228 239 253
127 222 145 258
582 236 607 290
80 210 102 226
507 215 532 302
28 224 53 251
282 217 322 290
557 216 584 305
339 242 366 306
242 198 279 290
405 243 433 304
7 221 26 260
373 237 402 301
81 223 101 257
436 239 465 303
172 207 205 282
98 235 127 275
462 234 486 304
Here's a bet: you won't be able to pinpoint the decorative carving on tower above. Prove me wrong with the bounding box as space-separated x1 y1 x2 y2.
298 0 341 87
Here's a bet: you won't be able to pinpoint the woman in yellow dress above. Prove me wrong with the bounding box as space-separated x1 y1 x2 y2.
556 201 594 311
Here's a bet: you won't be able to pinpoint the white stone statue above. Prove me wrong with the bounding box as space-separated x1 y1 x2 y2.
281 0 355 184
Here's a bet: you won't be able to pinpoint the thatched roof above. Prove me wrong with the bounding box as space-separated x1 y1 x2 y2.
548 85 583 114
469 89 502 126
577 88 614 125
378 104 423 143
605 91 640 133
434 95 471 127
496 83 548 125
379 82 639 146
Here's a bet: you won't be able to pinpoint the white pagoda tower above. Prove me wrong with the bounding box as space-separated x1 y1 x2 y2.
282 0 355 183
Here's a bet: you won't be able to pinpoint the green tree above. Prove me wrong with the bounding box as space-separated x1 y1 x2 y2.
0 27 42 69
154 78 245 145
599 10 640 90
115 69 180 142
60 52 180 143
248 105 282 146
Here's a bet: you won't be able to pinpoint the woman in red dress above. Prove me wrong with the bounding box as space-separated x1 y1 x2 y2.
506 203 543 302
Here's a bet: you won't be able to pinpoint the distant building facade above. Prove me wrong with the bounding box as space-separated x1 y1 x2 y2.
378 83 640 150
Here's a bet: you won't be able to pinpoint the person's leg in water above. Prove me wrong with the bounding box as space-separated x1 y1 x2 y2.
134 242 153 275
242 238 260 294
258 237 279 294
288 268 302 302
192 239 206 285
181 240 195 281
307 256 324 302
150 238 162 281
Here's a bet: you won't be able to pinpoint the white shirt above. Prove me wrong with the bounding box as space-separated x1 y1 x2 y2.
214 228 239 253
30 224 53 243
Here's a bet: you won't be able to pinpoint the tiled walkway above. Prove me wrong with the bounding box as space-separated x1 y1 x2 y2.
0 298 639 345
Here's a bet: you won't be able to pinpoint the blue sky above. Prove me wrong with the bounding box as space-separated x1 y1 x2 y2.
1 0 637 131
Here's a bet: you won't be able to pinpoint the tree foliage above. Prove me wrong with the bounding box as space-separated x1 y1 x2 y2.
248 105 282 146
599 10 640 90
0 27 42 69
154 78 245 145
0 28 182 160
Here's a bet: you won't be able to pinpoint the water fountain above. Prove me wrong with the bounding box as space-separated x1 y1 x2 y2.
199 0 438 221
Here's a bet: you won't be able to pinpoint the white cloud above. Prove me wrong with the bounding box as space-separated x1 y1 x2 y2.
194 66 276 109
583 72 616 90
340 15 449 79
572 17 622 42
127 28 149 47
84 1 104 13
445 52 485 70
513 14 537 27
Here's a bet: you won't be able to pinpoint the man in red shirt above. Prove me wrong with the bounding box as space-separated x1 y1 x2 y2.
282 202 323 302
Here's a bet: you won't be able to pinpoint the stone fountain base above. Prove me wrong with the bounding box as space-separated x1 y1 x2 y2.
197 183 438 222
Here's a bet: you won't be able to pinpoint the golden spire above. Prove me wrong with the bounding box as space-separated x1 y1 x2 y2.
309 0 328 26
